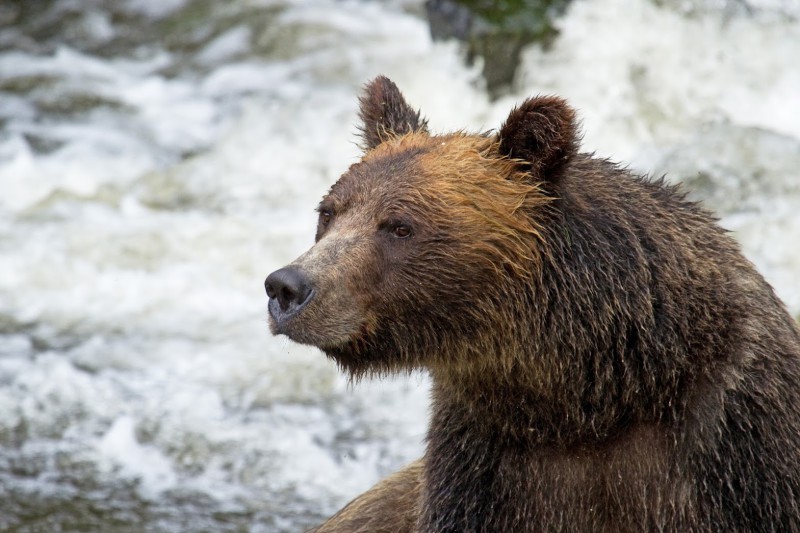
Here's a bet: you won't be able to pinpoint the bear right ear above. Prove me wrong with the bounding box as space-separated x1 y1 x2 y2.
497 96 580 182
358 76 429 151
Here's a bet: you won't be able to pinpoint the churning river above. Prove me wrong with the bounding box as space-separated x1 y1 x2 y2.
1 0 799 531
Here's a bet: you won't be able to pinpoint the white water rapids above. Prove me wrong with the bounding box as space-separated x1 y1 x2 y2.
0 0 798 530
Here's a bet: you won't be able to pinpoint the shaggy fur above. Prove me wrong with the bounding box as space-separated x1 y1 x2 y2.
266 77 800 532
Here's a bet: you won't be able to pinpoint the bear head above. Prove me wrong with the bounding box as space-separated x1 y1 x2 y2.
265 76 580 378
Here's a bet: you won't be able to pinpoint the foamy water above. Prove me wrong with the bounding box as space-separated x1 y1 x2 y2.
0 0 798 530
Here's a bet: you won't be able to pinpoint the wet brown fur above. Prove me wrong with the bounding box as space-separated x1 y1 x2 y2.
267 77 800 532
307 460 423 533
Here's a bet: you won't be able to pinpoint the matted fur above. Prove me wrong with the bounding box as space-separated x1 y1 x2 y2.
266 77 800 532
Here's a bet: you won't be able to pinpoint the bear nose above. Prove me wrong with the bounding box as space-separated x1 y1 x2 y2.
265 267 313 313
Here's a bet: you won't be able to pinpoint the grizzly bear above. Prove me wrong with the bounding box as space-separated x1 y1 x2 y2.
265 76 800 532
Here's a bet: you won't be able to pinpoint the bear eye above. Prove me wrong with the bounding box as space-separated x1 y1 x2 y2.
319 209 333 227
392 225 411 238
379 218 413 239
390 223 412 239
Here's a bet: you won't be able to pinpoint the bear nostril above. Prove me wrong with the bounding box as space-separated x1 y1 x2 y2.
265 267 313 313
280 287 294 308
265 284 277 300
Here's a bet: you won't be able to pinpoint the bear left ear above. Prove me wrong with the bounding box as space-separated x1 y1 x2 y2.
497 96 580 182
358 76 429 151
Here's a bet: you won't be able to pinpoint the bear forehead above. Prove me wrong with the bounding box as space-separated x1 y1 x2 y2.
325 151 424 213
327 133 501 211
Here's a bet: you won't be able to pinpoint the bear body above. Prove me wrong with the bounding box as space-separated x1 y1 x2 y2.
265 77 800 532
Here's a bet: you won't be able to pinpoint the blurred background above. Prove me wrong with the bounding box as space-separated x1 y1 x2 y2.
0 0 798 531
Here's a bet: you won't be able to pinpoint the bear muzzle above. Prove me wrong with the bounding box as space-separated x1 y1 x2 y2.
265 266 315 328
265 232 377 349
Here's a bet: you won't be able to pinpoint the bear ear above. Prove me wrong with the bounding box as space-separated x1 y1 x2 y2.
497 96 580 182
358 76 429 150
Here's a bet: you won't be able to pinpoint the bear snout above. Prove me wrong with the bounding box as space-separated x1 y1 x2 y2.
265 266 314 323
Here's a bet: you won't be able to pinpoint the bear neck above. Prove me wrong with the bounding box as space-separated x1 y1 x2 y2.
420 300 685 531
428 353 640 449
425 265 682 449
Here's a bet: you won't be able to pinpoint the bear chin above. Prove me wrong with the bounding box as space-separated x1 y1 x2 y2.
323 339 377 368
322 332 414 378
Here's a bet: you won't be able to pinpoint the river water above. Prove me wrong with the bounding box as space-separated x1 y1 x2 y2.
0 0 798 531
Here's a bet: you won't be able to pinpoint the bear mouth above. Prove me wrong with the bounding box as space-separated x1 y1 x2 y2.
270 309 373 358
